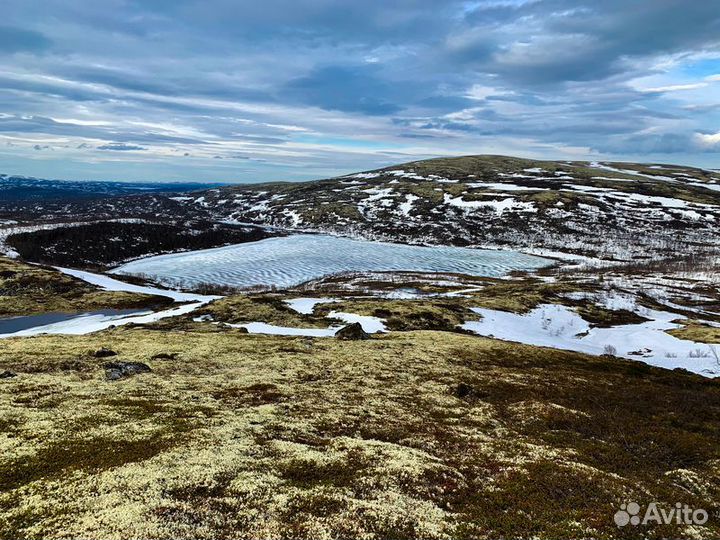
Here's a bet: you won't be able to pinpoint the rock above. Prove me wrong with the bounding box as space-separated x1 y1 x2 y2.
104 361 152 381
0 370 17 379
150 352 178 360
453 382 487 401
335 322 370 340
454 382 474 399
93 347 118 358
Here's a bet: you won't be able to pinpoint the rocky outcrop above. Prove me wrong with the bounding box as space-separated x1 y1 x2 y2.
335 322 370 340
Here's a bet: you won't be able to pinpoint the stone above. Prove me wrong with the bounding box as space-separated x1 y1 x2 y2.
104 361 152 381
93 347 118 358
150 352 178 360
335 322 370 340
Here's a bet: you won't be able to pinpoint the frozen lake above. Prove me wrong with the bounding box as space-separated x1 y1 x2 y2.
112 234 551 289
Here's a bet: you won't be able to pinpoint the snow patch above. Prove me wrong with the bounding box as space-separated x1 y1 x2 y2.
285 297 338 315
444 194 537 215
462 304 720 376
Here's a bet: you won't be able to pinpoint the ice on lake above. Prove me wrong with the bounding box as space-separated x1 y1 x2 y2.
112 234 551 289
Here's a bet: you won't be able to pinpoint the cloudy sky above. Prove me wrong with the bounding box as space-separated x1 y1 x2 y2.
1 0 719 183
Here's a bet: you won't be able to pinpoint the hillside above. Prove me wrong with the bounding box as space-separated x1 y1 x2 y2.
0 257 172 317
189 155 720 261
0 174 214 201
2 284 720 539
2 155 720 538
4 155 720 267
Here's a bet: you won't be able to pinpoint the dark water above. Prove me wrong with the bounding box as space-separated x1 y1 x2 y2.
0 309 142 335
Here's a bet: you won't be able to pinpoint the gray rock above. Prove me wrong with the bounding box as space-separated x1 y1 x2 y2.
0 370 17 379
104 361 152 381
335 322 370 340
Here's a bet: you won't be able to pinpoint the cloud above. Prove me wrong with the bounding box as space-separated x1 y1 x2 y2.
695 132 720 150
96 143 147 151
640 83 709 93
453 0 720 86
282 65 405 115
465 85 512 101
0 0 718 182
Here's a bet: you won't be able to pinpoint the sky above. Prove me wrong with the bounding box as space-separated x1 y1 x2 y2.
0 0 719 183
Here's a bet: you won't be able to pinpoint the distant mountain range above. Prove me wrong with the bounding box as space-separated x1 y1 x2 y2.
0 173 215 201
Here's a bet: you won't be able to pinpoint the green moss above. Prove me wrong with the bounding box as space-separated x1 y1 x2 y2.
0 432 181 492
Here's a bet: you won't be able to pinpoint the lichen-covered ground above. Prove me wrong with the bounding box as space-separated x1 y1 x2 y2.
3 257 720 539
0 258 171 317
2 325 720 539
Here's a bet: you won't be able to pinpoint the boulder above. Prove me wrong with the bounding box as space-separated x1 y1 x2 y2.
335 322 370 340
104 361 152 381
150 352 178 360
454 382 474 399
0 370 17 379
93 347 118 358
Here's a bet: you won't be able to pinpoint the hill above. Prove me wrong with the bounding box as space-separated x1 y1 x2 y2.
4 155 720 266
171 155 720 261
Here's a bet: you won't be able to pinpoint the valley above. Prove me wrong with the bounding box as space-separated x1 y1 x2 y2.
2 155 720 539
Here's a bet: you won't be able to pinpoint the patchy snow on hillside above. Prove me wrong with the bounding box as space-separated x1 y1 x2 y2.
444 194 537 215
398 194 419 216
462 304 720 376
467 182 550 192
348 172 381 180
232 322 341 337
327 311 387 333
588 161 677 182
285 297 338 314
59 266 218 303
225 309 386 336
1 303 203 338
0 267 225 337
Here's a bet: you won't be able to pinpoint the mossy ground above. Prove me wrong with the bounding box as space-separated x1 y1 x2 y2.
668 321 720 344
1 326 719 539
317 298 478 331
193 294 330 328
0 257 171 317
